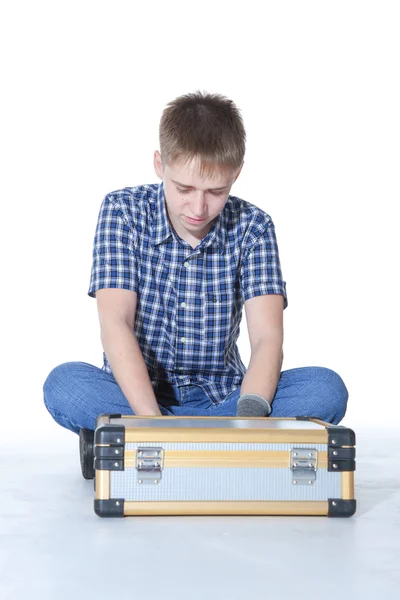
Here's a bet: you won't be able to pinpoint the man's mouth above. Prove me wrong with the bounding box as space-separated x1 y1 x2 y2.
186 216 206 223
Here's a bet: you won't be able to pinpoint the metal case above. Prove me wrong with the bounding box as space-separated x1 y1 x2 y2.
93 415 356 518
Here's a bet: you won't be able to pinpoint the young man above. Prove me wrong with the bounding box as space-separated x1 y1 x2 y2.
43 91 349 435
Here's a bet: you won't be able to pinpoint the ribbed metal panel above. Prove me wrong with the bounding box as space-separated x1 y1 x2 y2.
111 467 340 501
110 440 340 501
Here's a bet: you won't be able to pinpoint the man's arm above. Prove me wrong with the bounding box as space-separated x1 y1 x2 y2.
240 340 283 403
96 288 162 416
239 294 284 405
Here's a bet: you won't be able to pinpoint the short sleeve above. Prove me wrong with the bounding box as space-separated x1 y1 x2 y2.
240 221 288 309
87 194 138 298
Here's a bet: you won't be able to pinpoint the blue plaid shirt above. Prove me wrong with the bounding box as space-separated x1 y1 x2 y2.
88 181 288 406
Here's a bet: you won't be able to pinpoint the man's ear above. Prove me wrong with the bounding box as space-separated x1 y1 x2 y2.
234 161 244 183
154 150 164 180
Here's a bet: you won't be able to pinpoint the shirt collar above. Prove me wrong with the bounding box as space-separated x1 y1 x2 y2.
151 181 226 254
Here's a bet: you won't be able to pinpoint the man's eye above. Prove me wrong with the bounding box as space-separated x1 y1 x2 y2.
177 187 224 196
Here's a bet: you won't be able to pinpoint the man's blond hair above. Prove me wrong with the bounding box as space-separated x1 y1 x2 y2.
159 90 246 179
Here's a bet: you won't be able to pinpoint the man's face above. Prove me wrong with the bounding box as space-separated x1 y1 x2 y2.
154 151 242 244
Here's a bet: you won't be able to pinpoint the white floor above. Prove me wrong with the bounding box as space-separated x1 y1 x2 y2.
1 426 400 600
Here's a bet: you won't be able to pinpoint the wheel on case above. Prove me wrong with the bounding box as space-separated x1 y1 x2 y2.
79 428 95 480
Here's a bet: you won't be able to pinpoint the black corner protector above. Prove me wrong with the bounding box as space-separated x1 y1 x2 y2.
295 416 311 421
94 499 124 518
95 424 125 445
328 499 356 517
327 426 356 447
109 413 122 419
95 446 126 460
94 458 124 471
328 447 356 460
328 459 356 472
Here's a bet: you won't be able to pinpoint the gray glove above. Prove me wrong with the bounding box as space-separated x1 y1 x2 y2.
236 393 272 417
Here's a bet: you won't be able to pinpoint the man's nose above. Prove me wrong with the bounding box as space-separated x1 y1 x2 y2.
191 194 207 216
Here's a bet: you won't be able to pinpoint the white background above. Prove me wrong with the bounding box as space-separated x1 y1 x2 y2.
1 0 398 431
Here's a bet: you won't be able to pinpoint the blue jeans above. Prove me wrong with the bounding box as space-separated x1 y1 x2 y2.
43 362 349 435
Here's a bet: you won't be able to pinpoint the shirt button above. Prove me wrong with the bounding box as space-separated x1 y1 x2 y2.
179 375 184 379
184 262 189 267
180 337 186 343
179 367 184 370
181 302 186 308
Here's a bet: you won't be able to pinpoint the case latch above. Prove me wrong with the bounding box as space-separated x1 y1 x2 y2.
290 448 318 485
135 447 164 484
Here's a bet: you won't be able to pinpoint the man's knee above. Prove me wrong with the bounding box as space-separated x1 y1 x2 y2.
313 367 349 423
43 362 80 414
